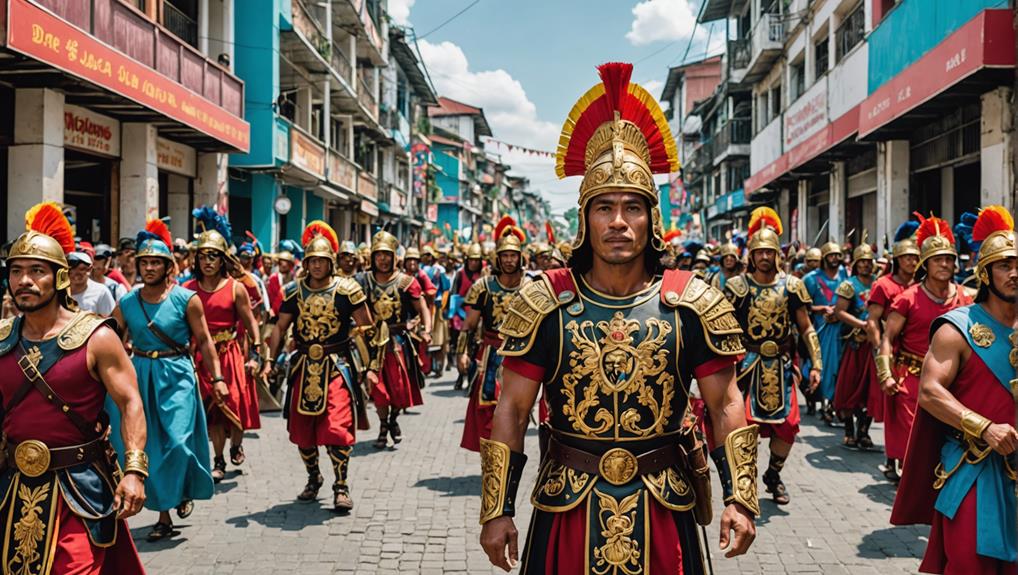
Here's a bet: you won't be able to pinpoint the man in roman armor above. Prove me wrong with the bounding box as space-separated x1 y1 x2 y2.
1 202 148 571
803 241 848 423
449 242 484 390
403 247 438 376
358 232 432 449
709 242 742 290
263 221 376 512
723 207 822 506
458 217 528 452
183 216 263 483
877 214 973 485
891 206 1017 573
423 245 452 376
864 220 920 481
479 63 756 574
832 239 878 449
337 241 358 277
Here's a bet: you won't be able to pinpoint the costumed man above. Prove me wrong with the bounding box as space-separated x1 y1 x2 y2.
803 241 847 423
877 214 973 484
480 63 756 574
183 220 262 483
404 247 438 376
891 206 1018 573
424 246 452 377
1 203 147 573
723 207 822 506
267 241 301 317
263 221 376 512
358 232 432 449
866 220 920 480
831 239 877 449
337 241 358 277
110 219 218 541
458 217 527 452
804 248 821 275
709 242 742 290
449 242 484 389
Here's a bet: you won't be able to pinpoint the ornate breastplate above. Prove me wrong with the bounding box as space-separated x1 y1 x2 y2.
366 274 406 324
294 280 342 344
484 277 524 331
744 277 792 345
547 280 687 441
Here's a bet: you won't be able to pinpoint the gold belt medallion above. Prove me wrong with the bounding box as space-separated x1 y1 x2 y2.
308 343 325 360
14 440 50 477
599 448 638 485
759 340 780 358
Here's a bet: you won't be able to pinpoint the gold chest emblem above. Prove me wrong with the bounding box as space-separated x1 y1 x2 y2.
296 291 341 341
561 311 674 438
969 323 995 348
747 285 788 342
372 289 399 322
490 290 513 328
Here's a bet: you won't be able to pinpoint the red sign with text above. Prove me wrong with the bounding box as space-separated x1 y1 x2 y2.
6 0 250 152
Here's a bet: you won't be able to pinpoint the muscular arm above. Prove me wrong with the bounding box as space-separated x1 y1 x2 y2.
879 311 906 358
698 364 747 449
833 296 866 330
266 312 294 361
412 295 432 335
865 303 885 347
234 281 261 347
461 307 481 334
186 296 222 380
488 368 541 453
794 305 817 341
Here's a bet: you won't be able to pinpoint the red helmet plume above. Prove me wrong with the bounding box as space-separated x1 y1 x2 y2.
971 205 1014 243
914 212 954 248
747 207 783 238
25 202 74 254
145 219 173 249
302 220 339 252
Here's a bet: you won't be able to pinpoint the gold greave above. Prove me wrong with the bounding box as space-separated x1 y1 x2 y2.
299 447 320 477
804 330 823 371
326 445 352 489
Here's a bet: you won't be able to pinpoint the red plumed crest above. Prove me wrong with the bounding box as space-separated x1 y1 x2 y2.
145 219 172 249
556 62 679 179
302 220 339 252
25 202 74 254
914 212 955 248
494 216 525 243
747 207 783 238
663 229 682 243
545 221 556 244
971 205 1014 242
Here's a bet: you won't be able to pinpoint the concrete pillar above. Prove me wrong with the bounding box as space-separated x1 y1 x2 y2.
796 179 808 245
297 87 312 133
829 161 846 243
778 187 791 242
199 0 209 54
8 88 64 235
939 165 954 225
980 87 1014 211
876 140 910 247
195 153 225 208
119 123 159 237
166 173 191 241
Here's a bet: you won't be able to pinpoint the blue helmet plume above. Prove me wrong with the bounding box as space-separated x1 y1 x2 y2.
953 211 979 251
893 220 919 243
192 206 232 241
277 238 304 258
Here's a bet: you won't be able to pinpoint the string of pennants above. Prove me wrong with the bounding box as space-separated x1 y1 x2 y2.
483 137 556 159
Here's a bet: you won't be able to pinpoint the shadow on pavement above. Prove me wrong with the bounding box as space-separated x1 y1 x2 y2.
430 387 470 398
756 500 791 526
413 474 480 497
856 526 929 559
225 500 337 530
133 526 189 553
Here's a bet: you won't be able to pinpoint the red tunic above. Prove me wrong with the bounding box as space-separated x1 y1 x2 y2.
414 270 437 374
369 276 426 410
865 275 911 421
185 278 261 431
883 284 971 459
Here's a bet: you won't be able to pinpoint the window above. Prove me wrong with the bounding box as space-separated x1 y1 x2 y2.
770 84 782 119
790 60 805 100
836 3 865 62
814 36 829 78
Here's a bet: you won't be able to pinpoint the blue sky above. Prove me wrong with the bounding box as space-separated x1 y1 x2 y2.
392 0 724 216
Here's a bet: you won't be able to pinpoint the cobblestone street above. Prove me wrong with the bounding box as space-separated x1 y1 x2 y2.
134 371 929 574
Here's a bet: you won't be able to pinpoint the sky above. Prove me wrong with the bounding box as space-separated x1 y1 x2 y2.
391 0 725 217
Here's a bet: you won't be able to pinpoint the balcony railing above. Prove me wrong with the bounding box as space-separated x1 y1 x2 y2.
715 118 752 152
328 148 357 192
358 74 378 121
359 171 378 200
292 0 328 57
331 42 353 86
163 2 197 48
728 39 750 70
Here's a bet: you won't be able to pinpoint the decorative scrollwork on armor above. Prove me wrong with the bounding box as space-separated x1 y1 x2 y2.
561 312 673 438
296 290 341 342
757 360 782 413
479 439 510 524
490 289 514 328
592 489 643 575
372 291 398 323
746 285 789 343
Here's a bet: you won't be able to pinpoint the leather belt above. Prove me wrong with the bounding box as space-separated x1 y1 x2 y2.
133 348 186 359
212 330 237 344
296 342 348 361
745 339 793 358
4 435 106 477
546 434 679 486
896 350 924 375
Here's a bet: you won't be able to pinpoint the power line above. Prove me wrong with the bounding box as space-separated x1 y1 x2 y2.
418 0 481 40
670 0 709 67
634 39 681 65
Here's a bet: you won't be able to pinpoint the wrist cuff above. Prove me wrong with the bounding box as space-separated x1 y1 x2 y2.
479 438 527 524
710 425 760 516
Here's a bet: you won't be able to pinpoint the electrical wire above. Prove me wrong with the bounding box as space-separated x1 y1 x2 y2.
418 0 481 40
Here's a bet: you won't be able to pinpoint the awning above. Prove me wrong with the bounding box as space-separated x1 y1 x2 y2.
315 184 350 203
858 9 1014 139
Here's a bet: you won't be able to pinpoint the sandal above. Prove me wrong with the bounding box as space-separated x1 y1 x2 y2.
373 425 389 449
882 463 900 484
230 445 245 466
146 521 174 542
211 456 227 483
297 473 324 502
857 433 874 450
842 435 858 449
389 421 403 445
763 470 790 505
333 486 354 513
176 499 194 519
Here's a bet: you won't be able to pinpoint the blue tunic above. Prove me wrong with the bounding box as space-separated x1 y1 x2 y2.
803 267 848 400
107 285 214 512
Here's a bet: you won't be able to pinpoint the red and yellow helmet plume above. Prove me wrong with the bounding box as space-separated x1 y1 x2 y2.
494 216 525 254
145 219 173 249
971 205 1014 243
25 202 74 255
971 205 1015 285
747 207 783 238
914 212 955 249
302 220 339 253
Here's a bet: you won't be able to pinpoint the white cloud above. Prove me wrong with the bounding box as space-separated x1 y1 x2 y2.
640 79 664 100
626 0 701 46
418 40 578 214
388 0 416 26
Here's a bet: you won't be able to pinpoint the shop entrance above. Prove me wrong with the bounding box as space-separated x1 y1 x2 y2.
64 149 116 243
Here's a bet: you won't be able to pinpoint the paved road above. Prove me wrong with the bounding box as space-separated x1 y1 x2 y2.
133 370 928 574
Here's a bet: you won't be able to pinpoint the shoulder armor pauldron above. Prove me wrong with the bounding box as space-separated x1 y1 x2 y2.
724 275 749 299
676 276 745 356
335 276 367 306
283 280 299 301
57 312 116 351
0 316 20 356
786 275 811 303
498 277 559 356
397 272 414 291
835 280 855 300
465 276 487 306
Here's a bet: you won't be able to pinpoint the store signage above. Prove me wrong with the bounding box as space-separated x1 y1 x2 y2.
6 0 250 151
290 128 325 179
63 104 119 157
328 150 357 192
156 137 197 177
784 82 827 149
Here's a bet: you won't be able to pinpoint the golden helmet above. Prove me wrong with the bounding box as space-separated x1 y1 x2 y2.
892 238 920 258
970 206 1016 284
556 63 678 252
804 247 822 262
465 243 484 260
276 250 296 263
494 216 525 254
746 207 783 254
301 221 339 261
496 234 523 254
820 241 843 259
719 242 740 259
852 233 874 261
915 213 957 268
339 240 357 256
196 229 230 254
8 203 76 291
531 242 551 257
404 247 422 260
371 231 399 254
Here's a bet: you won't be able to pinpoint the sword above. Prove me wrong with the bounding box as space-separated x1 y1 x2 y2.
812 219 829 247
702 525 715 575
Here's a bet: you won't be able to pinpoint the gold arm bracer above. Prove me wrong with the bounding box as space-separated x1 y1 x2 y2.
123 449 150 478
874 354 894 383
804 330 823 372
960 410 992 442
723 425 760 516
455 331 469 356
479 437 527 525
